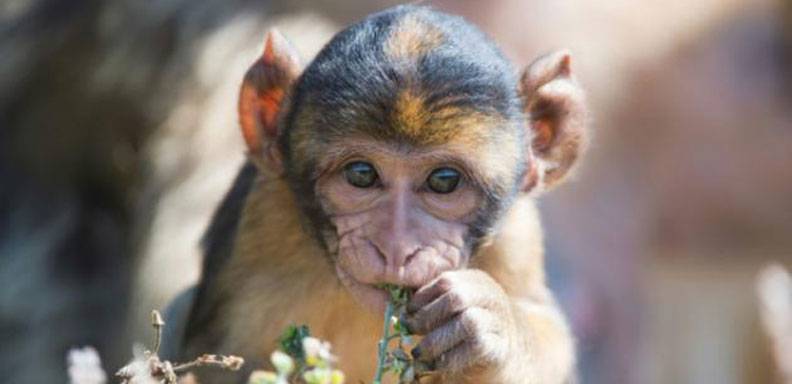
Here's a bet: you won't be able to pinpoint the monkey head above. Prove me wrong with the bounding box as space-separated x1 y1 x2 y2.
238 6 587 311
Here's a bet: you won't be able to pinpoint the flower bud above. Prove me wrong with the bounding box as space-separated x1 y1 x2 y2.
303 368 331 384
330 369 345 384
248 370 278 384
270 351 294 375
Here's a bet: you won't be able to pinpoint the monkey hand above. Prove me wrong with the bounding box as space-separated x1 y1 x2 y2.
403 269 527 382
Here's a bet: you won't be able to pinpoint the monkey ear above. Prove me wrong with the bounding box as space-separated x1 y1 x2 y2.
238 29 302 174
519 50 588 193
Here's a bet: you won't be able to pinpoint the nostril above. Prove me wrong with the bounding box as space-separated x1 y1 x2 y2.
404 248 419 267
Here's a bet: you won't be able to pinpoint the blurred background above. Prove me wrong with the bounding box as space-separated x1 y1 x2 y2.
1 0 790 383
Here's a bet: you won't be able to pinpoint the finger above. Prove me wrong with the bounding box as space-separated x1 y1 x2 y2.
435 342 474 375
411 315 467 362
413 307 499 362
435 333 503 375
405 289 468 335
407 274 453 314
435 308 502 370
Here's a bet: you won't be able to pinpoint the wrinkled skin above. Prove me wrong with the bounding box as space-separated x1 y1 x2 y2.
317 141 480 308
315 140 527 378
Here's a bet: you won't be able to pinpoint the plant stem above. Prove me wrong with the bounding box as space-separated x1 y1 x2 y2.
373 300 394 384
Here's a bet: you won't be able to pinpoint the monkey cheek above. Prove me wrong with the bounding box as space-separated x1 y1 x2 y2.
335 262 388 313
335 243 384 285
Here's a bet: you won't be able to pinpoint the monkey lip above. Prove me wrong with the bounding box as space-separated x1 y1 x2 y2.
336 264 426 312
370 274 430 290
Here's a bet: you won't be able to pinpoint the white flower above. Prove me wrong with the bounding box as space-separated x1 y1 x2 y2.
249 370 281 384
302 337 335 363
302 337 322 358
303 367 331 384
115 344 158 384
67 346 107 384
270 350 294 375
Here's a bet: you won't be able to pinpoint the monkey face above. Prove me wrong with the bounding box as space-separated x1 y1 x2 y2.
236 7 588 313
314 139 488 311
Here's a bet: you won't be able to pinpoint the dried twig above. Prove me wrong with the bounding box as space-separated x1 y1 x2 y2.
172 354 245 374
151 310 165 355
116 310 244 384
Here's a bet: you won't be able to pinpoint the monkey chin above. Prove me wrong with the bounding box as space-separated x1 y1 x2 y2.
335 263 392 314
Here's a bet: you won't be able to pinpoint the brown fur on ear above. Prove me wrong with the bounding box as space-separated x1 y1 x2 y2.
519 50 588 192
238 29 302 174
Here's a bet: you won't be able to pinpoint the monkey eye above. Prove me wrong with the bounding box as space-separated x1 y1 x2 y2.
343 161 379 188
426 167 461 194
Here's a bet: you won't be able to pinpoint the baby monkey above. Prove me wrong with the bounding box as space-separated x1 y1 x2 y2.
172 4 588 384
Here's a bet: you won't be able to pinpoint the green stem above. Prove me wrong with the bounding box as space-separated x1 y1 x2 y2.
373 300 394 384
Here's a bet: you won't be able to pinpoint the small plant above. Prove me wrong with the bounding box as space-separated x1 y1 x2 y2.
372 284 428 384
249 325 345 384
251 285 428 384
72 285 429 384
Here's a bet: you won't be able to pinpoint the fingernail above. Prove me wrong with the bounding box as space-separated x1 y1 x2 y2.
411 347 421 359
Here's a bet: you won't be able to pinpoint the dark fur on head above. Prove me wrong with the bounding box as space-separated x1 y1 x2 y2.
279 5 529 254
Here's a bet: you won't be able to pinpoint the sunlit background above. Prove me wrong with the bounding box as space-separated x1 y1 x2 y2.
1 0 790 383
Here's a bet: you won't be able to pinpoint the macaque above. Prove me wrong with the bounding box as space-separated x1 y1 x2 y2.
172 5 588 383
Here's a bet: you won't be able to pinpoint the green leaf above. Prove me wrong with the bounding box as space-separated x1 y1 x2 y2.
278 324 311 363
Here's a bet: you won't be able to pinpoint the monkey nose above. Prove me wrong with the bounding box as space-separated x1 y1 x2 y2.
372 242 419 282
